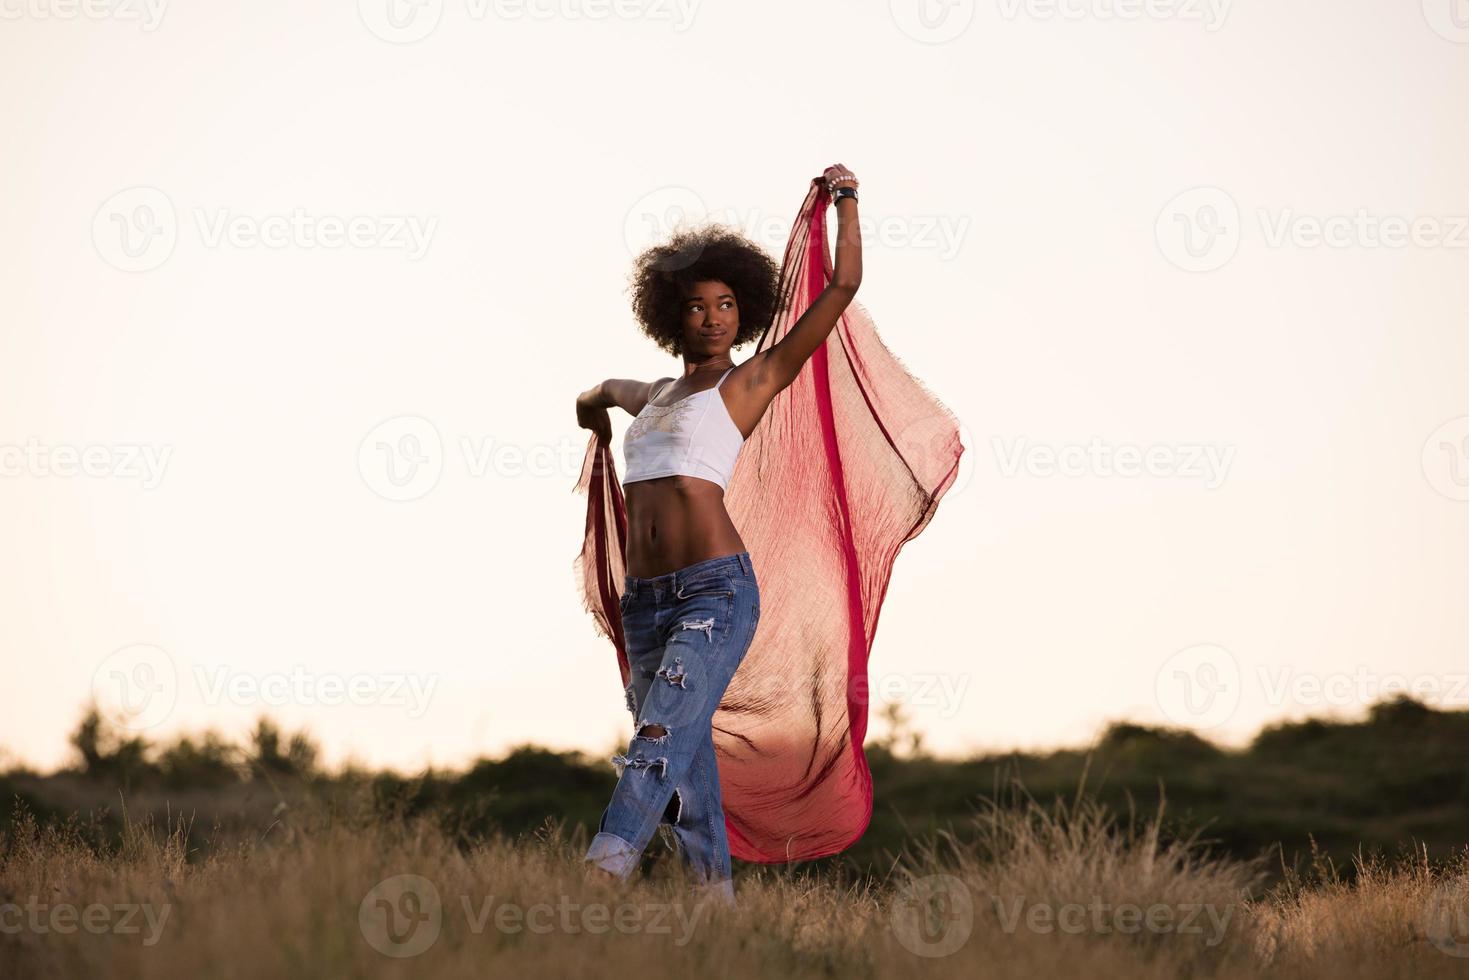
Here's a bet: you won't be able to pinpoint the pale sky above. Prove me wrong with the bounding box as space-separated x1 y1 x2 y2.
3 1 1468 774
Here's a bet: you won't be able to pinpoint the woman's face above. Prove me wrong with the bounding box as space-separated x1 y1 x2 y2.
680 279 737 355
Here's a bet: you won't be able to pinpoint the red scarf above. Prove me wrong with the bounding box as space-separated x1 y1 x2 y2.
573 177 965 862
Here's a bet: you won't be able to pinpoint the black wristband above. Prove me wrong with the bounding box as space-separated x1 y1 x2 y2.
832 185 858 205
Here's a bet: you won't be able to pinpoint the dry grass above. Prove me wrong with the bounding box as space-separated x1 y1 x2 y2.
2 784 1467 979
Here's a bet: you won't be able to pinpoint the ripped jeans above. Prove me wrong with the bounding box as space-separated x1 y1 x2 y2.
583 551 760 906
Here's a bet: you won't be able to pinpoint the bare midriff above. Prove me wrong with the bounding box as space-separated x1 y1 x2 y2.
623 476 747 578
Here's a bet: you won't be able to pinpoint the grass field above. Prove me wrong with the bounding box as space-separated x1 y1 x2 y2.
4 785 1469 977
4 700 1469 977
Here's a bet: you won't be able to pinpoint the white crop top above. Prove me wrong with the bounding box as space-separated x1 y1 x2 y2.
622 367 746 491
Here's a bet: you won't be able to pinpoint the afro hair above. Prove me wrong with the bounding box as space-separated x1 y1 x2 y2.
628 222 784 357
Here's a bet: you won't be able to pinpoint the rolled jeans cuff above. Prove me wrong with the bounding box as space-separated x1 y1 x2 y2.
584 832 640 879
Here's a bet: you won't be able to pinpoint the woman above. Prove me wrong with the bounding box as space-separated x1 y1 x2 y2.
574 164 862 904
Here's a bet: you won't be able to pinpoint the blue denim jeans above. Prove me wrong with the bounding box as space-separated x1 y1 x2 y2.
583 551 760 906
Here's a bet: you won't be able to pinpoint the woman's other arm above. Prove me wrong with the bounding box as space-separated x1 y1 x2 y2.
576 378 668 443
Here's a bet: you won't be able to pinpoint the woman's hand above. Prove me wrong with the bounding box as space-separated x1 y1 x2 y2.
822 163 859 196
576 395 612 445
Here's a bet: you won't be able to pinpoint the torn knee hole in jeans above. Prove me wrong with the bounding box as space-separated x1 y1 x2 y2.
635 721 671 744
656 657 688 687
610 752 669 779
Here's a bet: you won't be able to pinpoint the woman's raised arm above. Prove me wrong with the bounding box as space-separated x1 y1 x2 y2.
756 164 862 395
